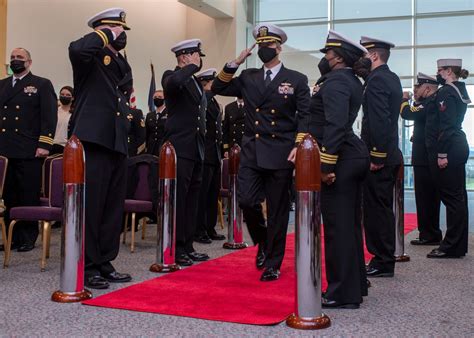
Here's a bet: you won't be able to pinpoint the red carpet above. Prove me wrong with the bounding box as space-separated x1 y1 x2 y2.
83 213 418 325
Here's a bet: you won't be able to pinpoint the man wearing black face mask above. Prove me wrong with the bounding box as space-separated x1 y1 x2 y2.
359 36 403 278
145 90 168 156
162 38 209 266
212 23 311 282
0 47 57 252
400 73 442 246
68 7 133 289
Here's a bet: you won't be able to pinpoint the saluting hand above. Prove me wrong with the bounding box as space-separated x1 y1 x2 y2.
184 52 201 67
402 91 412 101
96 24 124 39
235 44 256 65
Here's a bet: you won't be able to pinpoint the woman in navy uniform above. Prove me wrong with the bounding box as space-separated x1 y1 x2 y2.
309 30 369 309
69 8 133 289
400 73 442 245
426 59 470 259
212 23 311 281
145 90 167 156
222 97 246 151
359 36 403 278
0 48 57 252
195 69 225 243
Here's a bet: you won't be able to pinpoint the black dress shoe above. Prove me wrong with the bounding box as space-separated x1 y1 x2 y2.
188 251 210 261
85 276 110 289
427 248 461 259
256 243 266 270
366 279 372 288
366 266 394 278
208 232 225 240
322 297 360 309
102 271 132 283
260 267 280 281
410 238 441 246
176 253 193 266
194 234 212 244
17 243 35 252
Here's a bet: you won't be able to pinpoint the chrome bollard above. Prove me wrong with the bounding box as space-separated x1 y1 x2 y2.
394 163 410 262
287 134 330 330
223 144 248 250
52 135 92 303
150 141 180 273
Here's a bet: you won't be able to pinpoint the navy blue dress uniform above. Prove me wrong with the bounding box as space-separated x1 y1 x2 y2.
426 59 470 258
360 36 403 277
162 38 209 264
69 8 133 287
0 71 57 248
212 23 311 280
145 106 167 156
309 30 369 308
195 69 225 243
222 99 246 149
400 73 441 245
127 107 146 157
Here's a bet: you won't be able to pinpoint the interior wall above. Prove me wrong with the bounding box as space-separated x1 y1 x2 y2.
0 0 7 78
5 0 248 110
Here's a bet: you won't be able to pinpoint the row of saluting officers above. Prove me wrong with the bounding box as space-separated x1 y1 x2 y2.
0 7 470 308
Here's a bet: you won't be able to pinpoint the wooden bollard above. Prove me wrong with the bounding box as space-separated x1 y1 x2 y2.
52 135 92 303
286 134 330 330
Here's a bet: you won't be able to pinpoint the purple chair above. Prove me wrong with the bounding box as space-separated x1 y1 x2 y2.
122 162 153 253
40 154 62 207
218 158 230 229
0 156 8 250
4 156 63 271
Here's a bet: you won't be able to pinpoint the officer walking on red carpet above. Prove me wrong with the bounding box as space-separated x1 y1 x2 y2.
212 23 311 282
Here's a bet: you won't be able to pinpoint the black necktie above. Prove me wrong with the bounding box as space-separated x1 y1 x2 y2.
264 70 272 87
12 78 17 88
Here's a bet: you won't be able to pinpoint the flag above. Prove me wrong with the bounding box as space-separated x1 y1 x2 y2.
148 62 156 112
129 88 137 109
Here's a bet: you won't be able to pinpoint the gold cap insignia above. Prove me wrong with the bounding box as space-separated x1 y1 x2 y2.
258 26 268 37
104 55 111 66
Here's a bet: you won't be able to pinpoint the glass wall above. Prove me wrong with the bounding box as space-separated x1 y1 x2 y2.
251 0 474 189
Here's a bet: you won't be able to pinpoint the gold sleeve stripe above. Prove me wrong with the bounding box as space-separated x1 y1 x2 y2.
410 106 421 112
217 71 234 83
363 43 375 48
95 30 109 47
320 157 337 165
39 136 54 145
400 101 409 114
295 132 307 143
325 42 342 47
223 144 229 150
370 151 387 158
320 153 338 160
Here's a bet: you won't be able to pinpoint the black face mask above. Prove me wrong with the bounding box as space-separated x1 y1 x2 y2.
10 59 27 74
154 98 164 107
436 74 446 86
258 46 277 63
59 96 72 105
317 57 334 76
111 32 127 51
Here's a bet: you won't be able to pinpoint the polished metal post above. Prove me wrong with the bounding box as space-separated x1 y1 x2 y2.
287 134 330 330
223 144 248 250
394 162 410 262
150 141 180 273
52 135 92 303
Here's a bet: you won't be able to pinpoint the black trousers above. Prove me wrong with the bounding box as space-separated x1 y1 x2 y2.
3 158 42 246
413 165 442 242
176 157 203 255
429 162 468 256
238 164 292 269
196 163 220 236
83 142 127 278
363 164 400 272
322 158 369 304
